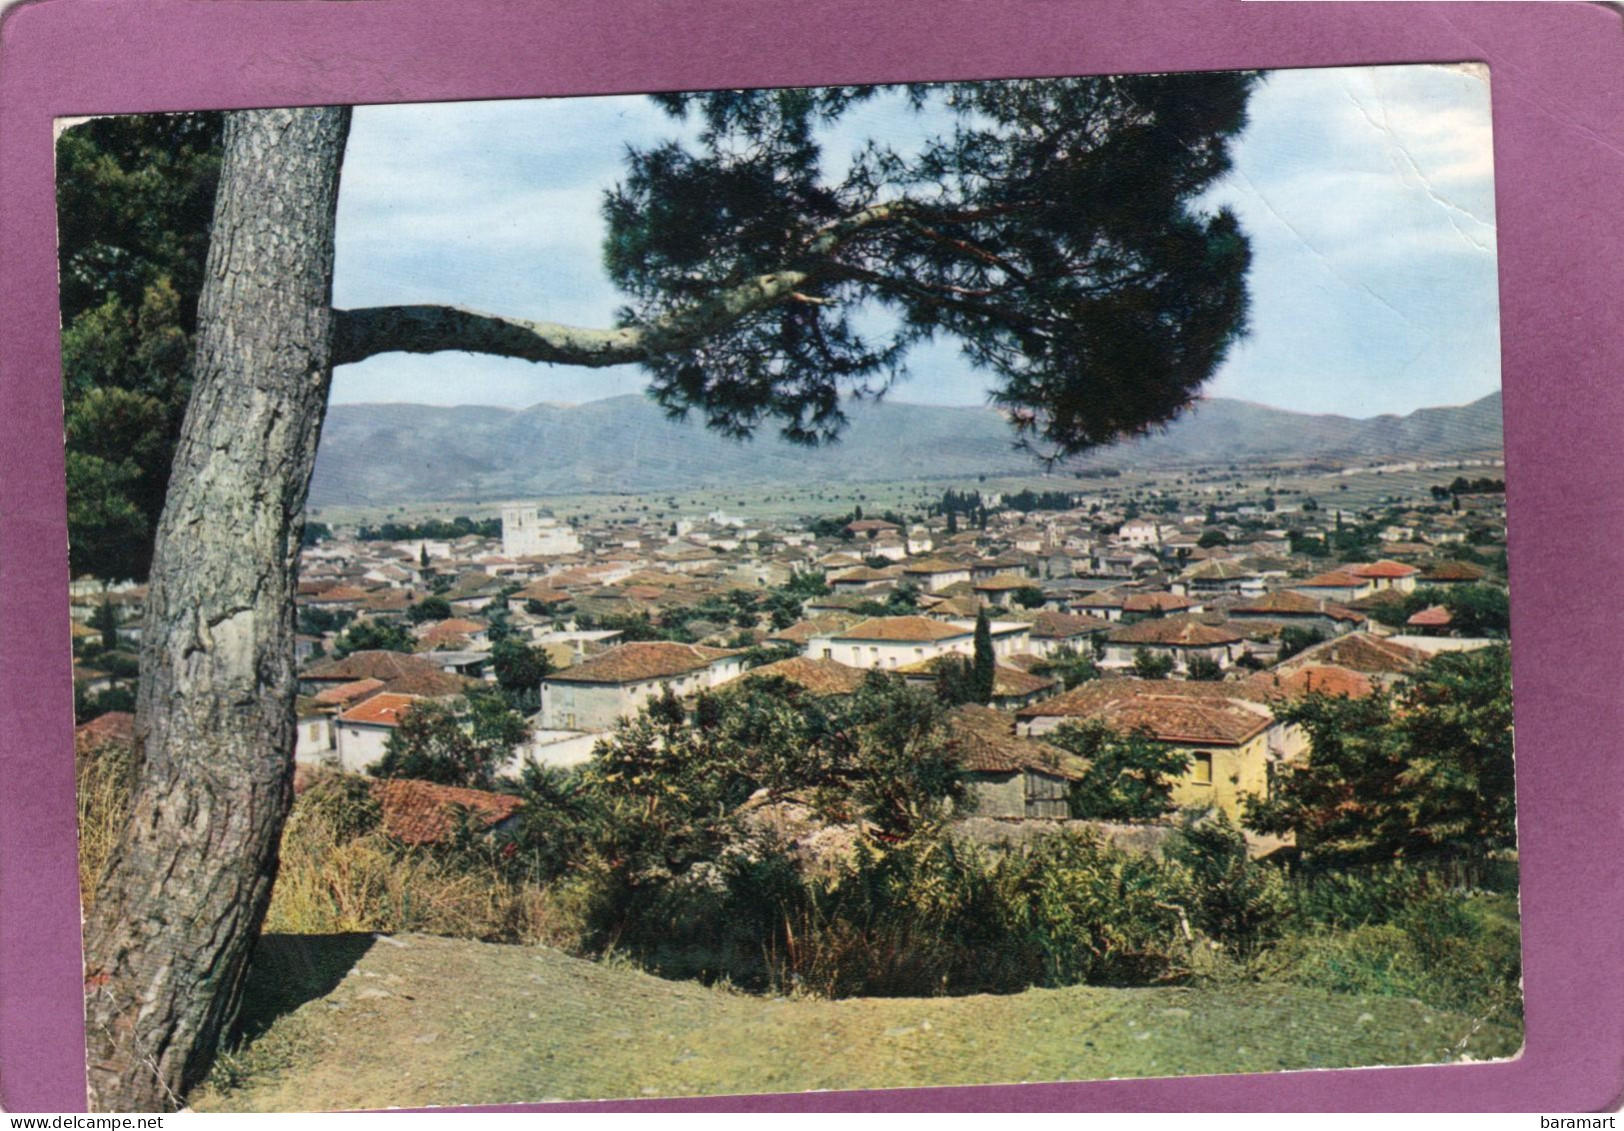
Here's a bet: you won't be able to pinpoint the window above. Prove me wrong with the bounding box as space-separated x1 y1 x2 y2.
1192 752 1213 785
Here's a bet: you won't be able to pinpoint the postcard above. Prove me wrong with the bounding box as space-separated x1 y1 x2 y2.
55 63 1522 1111
4 0 1623 1117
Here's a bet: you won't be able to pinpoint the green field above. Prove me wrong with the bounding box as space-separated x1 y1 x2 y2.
309 454 1503 534
194 931 1521 1111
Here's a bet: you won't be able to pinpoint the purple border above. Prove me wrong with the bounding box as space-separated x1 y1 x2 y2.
3 0 1621 1113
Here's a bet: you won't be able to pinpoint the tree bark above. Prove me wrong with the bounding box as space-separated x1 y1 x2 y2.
81 106 351 1112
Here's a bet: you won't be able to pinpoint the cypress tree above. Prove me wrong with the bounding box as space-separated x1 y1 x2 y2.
972 607 996 705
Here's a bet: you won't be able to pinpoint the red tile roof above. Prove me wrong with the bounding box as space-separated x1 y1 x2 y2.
1407 605 1453 627
1122 592 1196 614
544 641 742 684
306 650 446 683
1015 679 1276 746
371 779 524 846
75 711 135 746
1107 615 1242 647
1248 665 1376 700
1026 611 1114 639
311 677 387 707
742 656 870 697
1420 560 1488 583
336 692 420 728
1278 632 1427 677
1350 560 1419 579
944 705 1082 778
831 616 973 643
1295 571 1368 589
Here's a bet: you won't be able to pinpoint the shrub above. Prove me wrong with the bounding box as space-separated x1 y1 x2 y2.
1166 814 1290 956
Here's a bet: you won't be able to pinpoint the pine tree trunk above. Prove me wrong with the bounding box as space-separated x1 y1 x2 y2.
81 106 351 1111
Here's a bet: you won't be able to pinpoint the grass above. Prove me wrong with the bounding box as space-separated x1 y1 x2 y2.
76 738 135 912
191 930 1522 1111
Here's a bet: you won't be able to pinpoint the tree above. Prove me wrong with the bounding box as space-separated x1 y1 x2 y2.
83 107 350 1111
58 113 223 584
490 635 553 711
1131 648 1176 679
1012 585 1047 609
370 687 530 790
1442 584 1511 637
84 75 1259 1108
91 598 121 652
827 672 966 837
404 595 452 624
1185 654 1225 681
1276 626 1325 661
1031 644 1100 691
1243 646 1515 869
971 607 997 705
331 619 414 658
1197 529 1228 548
1051 719 1189 820
931 654 981 707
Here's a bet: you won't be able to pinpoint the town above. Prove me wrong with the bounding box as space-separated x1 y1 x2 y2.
72 457 1510 838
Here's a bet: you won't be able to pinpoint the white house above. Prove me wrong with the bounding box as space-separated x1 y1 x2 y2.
501 503 584 558
334 692 420 772
538 641 747 731
805 615 1031 671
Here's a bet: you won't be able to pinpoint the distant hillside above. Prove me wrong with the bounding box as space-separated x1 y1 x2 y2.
308 390 1503 507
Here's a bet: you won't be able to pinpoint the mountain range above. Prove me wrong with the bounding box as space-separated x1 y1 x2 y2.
308 390 1504 507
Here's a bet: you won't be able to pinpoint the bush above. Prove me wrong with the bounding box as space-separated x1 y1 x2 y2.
1276 890 1521 1024
265 781 585 948
1166 814 1290 957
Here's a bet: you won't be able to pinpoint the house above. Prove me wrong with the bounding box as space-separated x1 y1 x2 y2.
1121 591 1202 618
827 565 901 593
1348 560 1420 593
1022 610 1114 658
1118 517 1162 548
300 650 471 698
1227 590 1364 638
1274 631 1428 687
971 573 1037 606
538 641 747 731
740 655 870 697
1174 558 1261 597
1405 605 1454 635
1099 615 1245 674
334 692 420 772
943 704 1083 820
1418 560 1490 588
806 615 1031 671
1288 570 1375 604
414 617 491 651
294 701 336 766
371 778 525 845
895 656 1059 709
1014 680 1296 820
900 558 973 593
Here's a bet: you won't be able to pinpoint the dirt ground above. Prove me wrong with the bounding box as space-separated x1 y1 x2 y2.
193 932 1522 1112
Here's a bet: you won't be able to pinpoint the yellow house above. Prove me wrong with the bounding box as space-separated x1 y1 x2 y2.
1014 679 1300 821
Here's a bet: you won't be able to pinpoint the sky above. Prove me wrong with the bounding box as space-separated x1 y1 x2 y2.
328 63 1500 420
